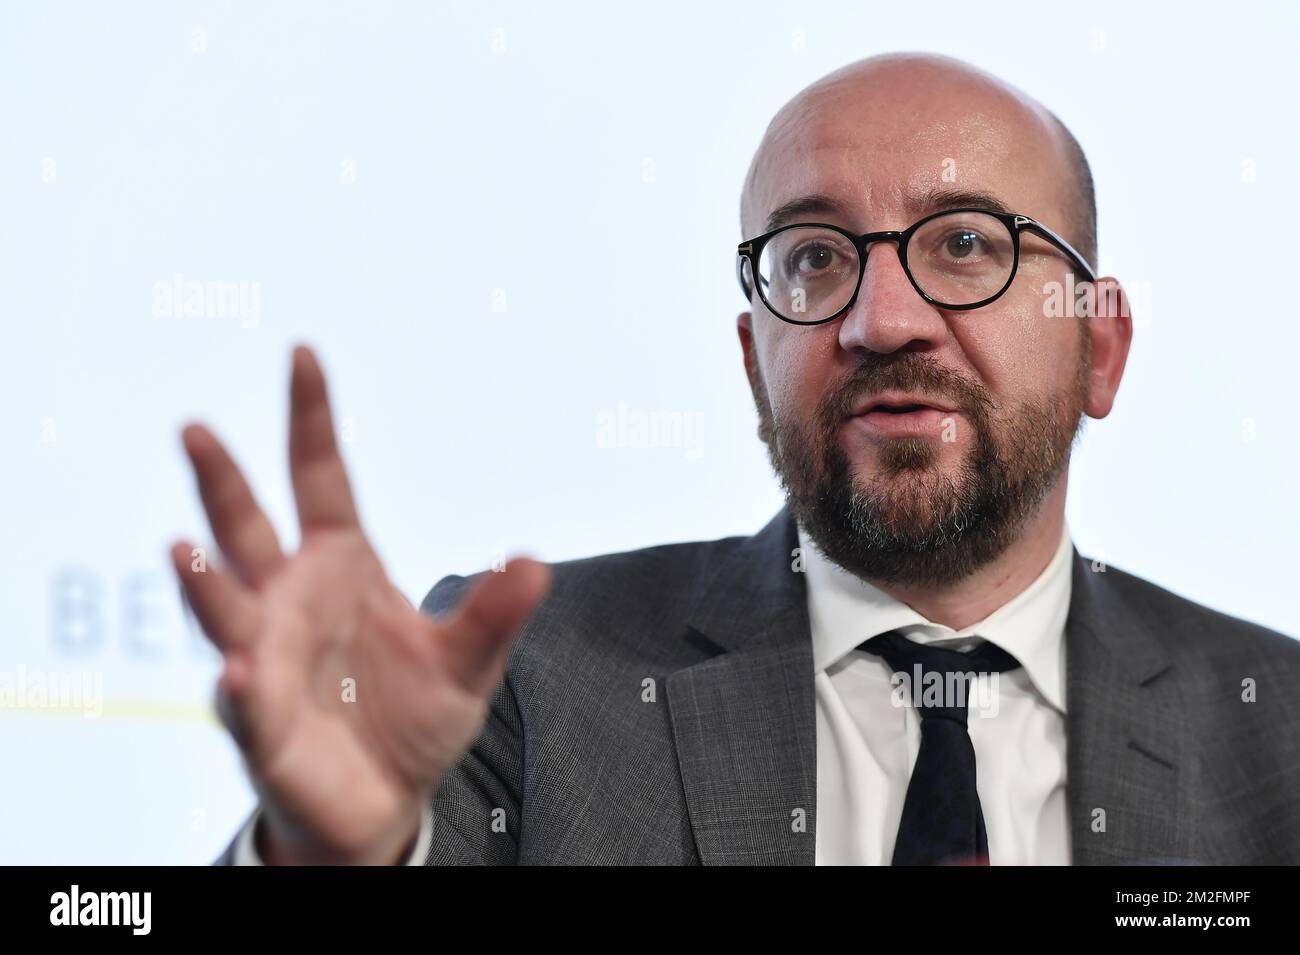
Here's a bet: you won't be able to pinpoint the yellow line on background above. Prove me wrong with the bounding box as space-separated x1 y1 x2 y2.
0 699 217 724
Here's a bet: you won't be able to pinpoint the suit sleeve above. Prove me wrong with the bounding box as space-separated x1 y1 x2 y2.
418 572 525 865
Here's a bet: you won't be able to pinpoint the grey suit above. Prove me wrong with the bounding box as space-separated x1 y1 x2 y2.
418 507 1300 865
218 507 1300 864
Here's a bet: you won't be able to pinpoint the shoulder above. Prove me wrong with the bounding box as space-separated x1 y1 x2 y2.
418 529 752 632
417 528 762 704
1080 555 1300 671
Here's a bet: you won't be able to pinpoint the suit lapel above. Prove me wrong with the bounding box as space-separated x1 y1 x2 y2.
667 508 817 865
1064 549 1200 863
666 512 1200 865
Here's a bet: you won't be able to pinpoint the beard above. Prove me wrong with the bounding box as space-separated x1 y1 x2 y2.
749 340 1090 587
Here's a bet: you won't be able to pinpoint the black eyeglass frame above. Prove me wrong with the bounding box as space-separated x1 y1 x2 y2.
736 207 1098 326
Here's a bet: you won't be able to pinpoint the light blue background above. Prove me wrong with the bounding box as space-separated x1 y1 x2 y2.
1 1 1296 863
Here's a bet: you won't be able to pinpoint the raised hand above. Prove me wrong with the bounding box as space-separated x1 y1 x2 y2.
171 346 550 864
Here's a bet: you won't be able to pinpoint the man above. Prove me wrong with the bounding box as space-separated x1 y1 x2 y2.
179 53 1300 866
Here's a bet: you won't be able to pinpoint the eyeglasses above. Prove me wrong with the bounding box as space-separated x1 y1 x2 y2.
736 208 1097 326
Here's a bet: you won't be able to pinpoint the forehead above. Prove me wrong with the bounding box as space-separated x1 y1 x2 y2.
744 68 1071 234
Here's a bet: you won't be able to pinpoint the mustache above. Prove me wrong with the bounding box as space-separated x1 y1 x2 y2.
818 353 993 431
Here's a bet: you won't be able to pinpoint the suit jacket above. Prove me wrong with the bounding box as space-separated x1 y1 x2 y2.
218 507 1300 864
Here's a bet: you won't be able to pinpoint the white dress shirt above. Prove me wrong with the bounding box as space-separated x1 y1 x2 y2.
238 523 1074 866
805 520 1073 865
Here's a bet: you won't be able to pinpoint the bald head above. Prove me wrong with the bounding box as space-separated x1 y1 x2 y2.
741 53 1096 269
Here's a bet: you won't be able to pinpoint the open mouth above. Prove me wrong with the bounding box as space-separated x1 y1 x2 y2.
847 394 956 438
848 387 957 417
870 403 933 414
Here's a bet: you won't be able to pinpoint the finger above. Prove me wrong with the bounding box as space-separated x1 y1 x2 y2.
182 423 287 585
213 649 256 752
439 557 551 697
170 539 259 651
288 345 360 532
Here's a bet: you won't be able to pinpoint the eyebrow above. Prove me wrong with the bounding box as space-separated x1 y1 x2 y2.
762 187 1015 233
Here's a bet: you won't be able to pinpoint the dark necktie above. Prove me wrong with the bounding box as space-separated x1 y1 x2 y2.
858 630 1023 866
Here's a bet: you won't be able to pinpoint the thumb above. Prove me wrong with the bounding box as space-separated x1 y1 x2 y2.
438 557 551 696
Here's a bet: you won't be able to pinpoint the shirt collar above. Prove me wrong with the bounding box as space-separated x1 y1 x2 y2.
799 521 1073 714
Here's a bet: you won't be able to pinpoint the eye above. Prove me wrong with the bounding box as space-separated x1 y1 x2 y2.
941 229 989 260
787 240 848 276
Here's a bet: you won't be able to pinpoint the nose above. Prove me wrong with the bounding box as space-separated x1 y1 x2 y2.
837 239 949 355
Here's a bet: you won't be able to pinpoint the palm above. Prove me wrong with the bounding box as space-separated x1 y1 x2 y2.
171 347 549 864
